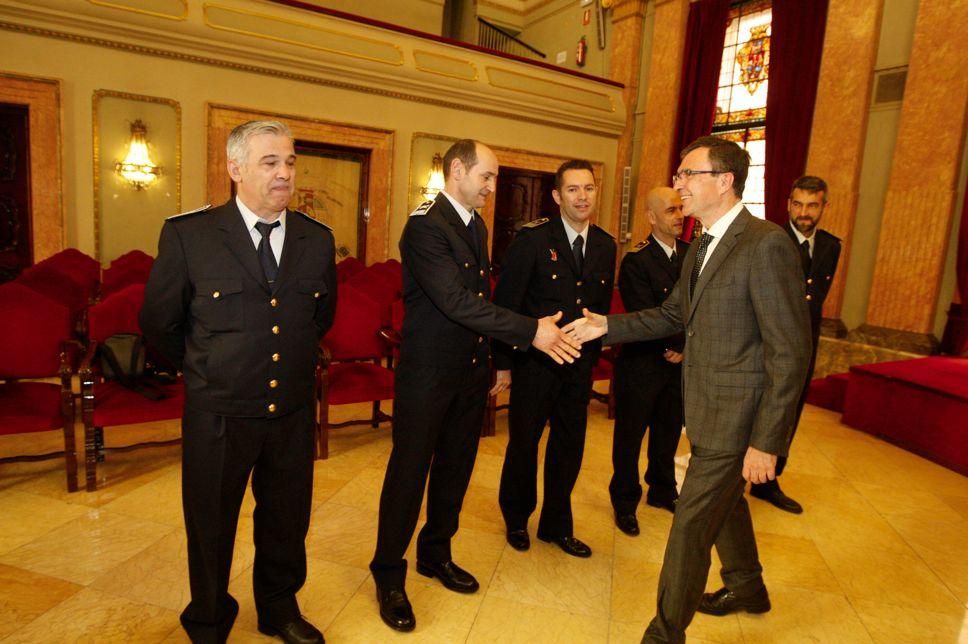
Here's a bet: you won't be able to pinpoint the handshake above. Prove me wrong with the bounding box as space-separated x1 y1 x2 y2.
532 308 609 364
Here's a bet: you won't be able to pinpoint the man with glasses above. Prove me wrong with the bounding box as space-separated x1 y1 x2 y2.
564 136 810 643
750 175 841 514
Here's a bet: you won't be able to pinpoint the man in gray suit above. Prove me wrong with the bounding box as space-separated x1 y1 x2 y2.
565 136 810 643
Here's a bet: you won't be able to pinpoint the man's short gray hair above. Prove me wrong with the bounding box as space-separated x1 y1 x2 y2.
226 120 293 165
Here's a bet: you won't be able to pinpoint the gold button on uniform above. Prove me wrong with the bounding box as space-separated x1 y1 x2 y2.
552 274 557 280
576 298 582 304
270 298 278 307
478 336 484 343
464 262 470 268
471 357 477 364
272 353 280 362
267 403 277 413
806 278 813 285
478 292 484 298
213 291 220 299
479 269 485 277
314 292 320 299
269 379 278 388
576 280 582 286
272 325 280 334
805 294 813 301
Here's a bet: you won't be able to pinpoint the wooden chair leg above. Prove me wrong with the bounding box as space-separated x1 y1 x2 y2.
371 401 380 428
84 421 97 492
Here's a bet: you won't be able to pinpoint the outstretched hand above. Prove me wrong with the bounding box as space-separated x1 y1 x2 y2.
562 308 608 344
532 311 581 364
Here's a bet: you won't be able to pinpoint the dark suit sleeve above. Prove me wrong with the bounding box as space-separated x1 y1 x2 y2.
492 231 537 370
748 230 812 455
604 278 683 346
140 221 191 370
315 232 338 340
618 255 658 312
401 216 537 348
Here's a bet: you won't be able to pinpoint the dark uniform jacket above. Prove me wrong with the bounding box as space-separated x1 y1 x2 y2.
398 192 536 368
785 222 841 340
493 216 616 372
140 200 337 418
617 234 689 368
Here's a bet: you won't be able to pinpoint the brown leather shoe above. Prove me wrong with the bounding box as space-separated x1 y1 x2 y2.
697 587 771 616
257 615 324 643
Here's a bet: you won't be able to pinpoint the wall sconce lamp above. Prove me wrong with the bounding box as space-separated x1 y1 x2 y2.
421 152 446 200
115 119 161 190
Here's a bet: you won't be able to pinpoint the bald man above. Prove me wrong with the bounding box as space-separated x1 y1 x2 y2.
609 187 690 536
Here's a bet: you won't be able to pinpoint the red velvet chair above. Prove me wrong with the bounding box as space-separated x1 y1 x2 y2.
335 256 365 283
316 284 395 459
0 283 79 492
79 283 184 491
101 250 154 298
37 248 101 302
15 262 91 335
346 263 402 328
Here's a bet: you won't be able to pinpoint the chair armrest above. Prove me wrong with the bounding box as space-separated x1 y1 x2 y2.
378 327 401 348
319 343 333 369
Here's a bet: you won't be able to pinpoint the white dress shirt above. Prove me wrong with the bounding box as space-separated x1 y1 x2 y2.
698 200 745 274
237 196 285 265
562 219 590 258
790 223 814 258
653 235 676 260
441 190 475 226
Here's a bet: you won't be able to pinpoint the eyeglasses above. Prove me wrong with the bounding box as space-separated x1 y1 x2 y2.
672 169 722 183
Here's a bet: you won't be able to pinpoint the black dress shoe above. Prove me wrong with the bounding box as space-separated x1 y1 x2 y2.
506 529 530 551
645 496 677 513
257 616 325 644
615 513 640 536
750 483 803 514
697 587 771 616
538 535 592 558
416 560 479 593
376 586 416 632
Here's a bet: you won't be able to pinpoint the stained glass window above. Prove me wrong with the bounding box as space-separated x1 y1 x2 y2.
712 0 772 219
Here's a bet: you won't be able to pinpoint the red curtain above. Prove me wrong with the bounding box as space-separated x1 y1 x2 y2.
763 0 829 226
672 0 729 241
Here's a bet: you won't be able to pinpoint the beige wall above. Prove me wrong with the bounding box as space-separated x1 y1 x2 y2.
295 0 445 34
518 0 611 77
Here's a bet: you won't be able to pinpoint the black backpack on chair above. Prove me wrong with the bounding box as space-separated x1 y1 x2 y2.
98 333 170 401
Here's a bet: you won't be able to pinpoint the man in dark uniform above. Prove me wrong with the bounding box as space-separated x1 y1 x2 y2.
610 186 689 536
141 120 336 644
493 160 616 558
750 175 841 514
370 139 580 633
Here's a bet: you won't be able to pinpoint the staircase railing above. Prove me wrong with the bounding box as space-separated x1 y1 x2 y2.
476 17 546 60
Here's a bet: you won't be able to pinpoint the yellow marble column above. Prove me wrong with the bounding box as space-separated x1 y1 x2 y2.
630 0 690 244
861 0 968 351
804 0 883 333
605 0 648 246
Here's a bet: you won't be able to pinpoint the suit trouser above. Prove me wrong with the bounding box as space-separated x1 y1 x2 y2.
180 404 315 644
643 445 764 644
499 356 592 539
609 358 683 515
753 331 818 490
370 358 488 589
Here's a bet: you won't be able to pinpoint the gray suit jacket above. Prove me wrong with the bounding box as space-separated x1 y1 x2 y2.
606 208 811 457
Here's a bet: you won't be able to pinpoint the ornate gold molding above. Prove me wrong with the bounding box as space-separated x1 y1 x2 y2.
203 3 404 66
486 66 616 112
0 21 619 139
87 0 187 21
413 50 479 82
92 89 182 261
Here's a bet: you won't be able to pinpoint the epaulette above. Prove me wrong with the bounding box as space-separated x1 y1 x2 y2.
522 217 549 229
167 204 212 220
410 200 435 217
627 239 650 253
293 210 332 231
591 223 615 239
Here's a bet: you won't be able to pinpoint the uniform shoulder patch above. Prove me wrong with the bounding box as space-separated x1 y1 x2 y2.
627 239 650 253
591 223 614 239
522 217 549 229
293 210 333 231
409 200 436 217
166 204 212 220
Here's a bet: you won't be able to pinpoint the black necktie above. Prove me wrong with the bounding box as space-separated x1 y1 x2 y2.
255 221 281 284
670 249 678 266
572 234 584 274
690 233 713 296
799 239 812 278
467 215 480 261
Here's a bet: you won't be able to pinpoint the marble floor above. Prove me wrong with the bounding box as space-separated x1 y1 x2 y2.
1 395 967 643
